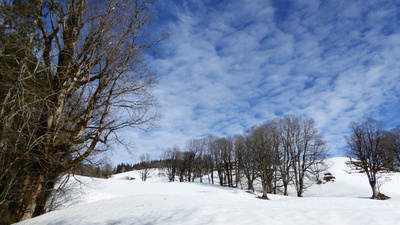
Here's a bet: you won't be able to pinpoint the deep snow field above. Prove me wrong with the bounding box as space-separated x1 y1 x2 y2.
17 157 400 225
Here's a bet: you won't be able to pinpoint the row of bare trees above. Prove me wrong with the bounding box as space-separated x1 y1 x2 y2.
162 115 328 199
160 117 399 201
0 0 165 223
162 139 210 183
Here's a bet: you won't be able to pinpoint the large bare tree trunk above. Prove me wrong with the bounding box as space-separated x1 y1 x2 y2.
261 179 269 200
370 180 379 199
21 175 44 221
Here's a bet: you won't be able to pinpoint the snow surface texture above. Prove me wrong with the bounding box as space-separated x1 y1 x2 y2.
17 158 400 225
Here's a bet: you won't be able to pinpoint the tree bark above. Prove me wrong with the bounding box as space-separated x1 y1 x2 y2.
261 181 269 200
21 175 44 221
370 180 379 199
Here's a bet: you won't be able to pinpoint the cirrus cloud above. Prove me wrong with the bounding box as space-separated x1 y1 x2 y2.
109 0 400 164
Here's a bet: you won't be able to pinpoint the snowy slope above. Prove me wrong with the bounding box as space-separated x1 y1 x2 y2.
16 157 400 225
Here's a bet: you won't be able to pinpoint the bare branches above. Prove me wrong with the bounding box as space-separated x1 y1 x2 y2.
161 115 328 199
346 119 390 199
1 0 165 222
139 153 151 181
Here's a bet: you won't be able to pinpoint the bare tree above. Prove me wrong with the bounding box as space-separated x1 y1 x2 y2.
209 137 223 186
273 117 295 196
271 115 328 197
184 140 196 182
0 0 166 222
234 135 247 189
162 146 181 182
220 137 235 187
139 153 152 181
392 126 400 168
234 134 259 192
186 138 207 182
205 135 217 184
247 124 277 199
382 125 400 170
291 115 328 197
178 151 194 182
346 119 390 199
209 137 234 187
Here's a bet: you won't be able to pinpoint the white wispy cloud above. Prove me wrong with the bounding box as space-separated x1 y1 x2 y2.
110 0 400 164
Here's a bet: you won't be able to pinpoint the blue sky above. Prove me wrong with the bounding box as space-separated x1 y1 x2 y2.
108 0 400 165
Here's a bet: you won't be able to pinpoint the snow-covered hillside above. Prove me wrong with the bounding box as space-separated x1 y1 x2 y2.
16 157 400 225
